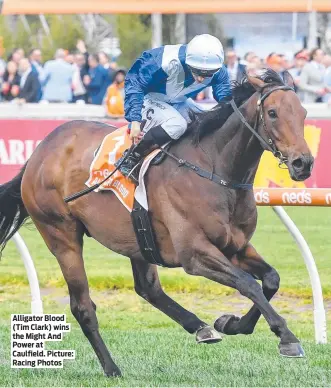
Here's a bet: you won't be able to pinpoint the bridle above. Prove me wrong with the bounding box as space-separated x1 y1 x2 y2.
230 85 294 168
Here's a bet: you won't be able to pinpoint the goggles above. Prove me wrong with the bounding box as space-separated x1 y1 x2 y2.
188 65 220 78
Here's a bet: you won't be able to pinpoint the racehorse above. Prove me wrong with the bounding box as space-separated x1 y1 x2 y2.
0 70 314 377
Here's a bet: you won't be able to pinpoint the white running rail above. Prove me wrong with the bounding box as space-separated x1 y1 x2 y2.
272 206 327 344
12 232 43 314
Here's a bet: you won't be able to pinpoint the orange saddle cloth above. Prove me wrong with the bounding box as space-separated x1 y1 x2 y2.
85 126 160 212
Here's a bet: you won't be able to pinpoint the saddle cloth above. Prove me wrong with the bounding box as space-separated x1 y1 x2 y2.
85 126 161 212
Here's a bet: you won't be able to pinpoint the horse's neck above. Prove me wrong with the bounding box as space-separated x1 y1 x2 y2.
209 93 264 184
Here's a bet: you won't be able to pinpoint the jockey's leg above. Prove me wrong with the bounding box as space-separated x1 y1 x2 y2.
117 97 188 181
173 97 206 122
117 125 173 181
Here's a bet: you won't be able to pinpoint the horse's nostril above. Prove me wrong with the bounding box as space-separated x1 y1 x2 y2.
292 158 304 170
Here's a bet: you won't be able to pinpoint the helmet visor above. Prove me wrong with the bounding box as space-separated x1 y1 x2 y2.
188 65 219 78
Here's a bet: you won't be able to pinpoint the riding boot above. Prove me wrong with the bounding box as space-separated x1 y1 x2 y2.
116 125 172 183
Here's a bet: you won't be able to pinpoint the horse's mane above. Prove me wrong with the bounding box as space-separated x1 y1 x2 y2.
188 68 286 145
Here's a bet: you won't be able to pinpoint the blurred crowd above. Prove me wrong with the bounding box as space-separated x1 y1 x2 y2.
196 47 331 105
0 41 330 120
0 40 126 117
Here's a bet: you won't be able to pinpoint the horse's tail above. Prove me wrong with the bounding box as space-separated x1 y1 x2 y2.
0 165 29 254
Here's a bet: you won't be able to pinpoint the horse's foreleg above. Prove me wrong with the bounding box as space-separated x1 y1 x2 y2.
183 243 304 357
130 258 221 343
215 243 280 335
34 219 122 377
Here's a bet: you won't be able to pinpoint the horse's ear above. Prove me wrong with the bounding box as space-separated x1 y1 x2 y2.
282 70 295 89
246 74 266 91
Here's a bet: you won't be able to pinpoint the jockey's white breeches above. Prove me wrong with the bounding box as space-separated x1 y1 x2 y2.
141 93 205 139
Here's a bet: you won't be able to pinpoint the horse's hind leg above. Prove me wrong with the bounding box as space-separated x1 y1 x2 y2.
130 258 221 343
214 244 280 336
33 218 121 377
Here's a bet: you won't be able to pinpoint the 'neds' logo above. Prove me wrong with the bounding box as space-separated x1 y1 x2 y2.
282 190 312 204
254 189 270 204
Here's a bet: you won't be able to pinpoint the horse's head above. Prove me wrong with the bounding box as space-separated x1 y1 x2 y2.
247 71 314 181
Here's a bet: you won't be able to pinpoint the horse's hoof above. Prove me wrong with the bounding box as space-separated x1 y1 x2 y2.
105 367 122 377
279 342 305 358
214 314 241 335
196 325 222 344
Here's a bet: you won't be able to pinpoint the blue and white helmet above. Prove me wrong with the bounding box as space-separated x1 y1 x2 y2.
186 34 224 77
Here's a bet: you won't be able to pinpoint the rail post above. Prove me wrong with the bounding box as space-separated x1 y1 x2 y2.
272 206 327 344
12 233 43 314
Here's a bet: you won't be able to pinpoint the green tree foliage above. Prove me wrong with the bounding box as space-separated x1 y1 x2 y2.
0 16 31 59
40 16 84 61
0 15 84 61
116 14 152 68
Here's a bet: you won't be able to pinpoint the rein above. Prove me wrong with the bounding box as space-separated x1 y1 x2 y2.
230 85 294 168
161 148 252 190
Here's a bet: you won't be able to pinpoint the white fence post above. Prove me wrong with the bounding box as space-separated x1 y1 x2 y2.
12 233 43 314
272 206 327 344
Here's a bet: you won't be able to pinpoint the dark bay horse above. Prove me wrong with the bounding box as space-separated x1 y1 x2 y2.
0 70 313 377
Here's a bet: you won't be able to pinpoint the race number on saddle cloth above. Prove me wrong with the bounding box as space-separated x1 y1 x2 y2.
85 126 161 212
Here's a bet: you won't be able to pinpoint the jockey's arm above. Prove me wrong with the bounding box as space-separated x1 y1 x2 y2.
124 51 164 127
211 66 232 102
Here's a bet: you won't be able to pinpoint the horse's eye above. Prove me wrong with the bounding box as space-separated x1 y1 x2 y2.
268 109 277 119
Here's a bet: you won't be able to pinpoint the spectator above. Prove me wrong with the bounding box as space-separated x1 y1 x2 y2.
299 48 326 103
17 48 25 59
29 48 44 81
75 53 87 70
1 61 20 101
29 48 43 102
98 51 110 69
288 50 309 98
42 48 74 103
104 69 126 117
17 58 40 103
84 54 110 105
251 55 263 68
266 53 283 74
323 55 331 104
279 54 293 72
99 51 117 83
289 50 309 80
109 61 118 83
243 55 263 77
65 53 75 65
225 49 246 82
246 62 260 77
301 48 311 59
72 54 87 103
242 51 256 65
76 40 89 72
8 48 23 65
76 40 90 87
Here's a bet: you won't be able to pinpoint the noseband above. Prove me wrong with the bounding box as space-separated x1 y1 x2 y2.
230 85 294 168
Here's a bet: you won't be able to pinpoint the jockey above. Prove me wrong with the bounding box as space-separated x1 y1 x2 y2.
116 34 232 179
